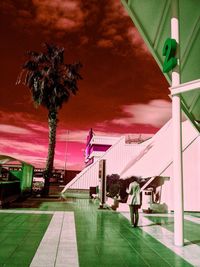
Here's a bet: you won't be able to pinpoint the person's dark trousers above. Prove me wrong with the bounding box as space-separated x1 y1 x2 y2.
129 205 139 227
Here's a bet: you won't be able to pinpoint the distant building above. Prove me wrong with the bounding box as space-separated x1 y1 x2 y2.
33 168 80 185
62 129 147 192
62 120 200 212
85 128 120 166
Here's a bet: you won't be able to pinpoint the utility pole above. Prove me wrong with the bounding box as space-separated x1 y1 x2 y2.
64 130 69 179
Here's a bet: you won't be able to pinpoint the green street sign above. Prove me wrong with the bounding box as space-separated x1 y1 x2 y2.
162 38 177 73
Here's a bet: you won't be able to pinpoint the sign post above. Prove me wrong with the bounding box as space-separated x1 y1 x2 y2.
98 159 106 209
171 0 184 247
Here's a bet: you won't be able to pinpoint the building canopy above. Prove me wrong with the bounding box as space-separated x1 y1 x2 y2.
121 0 200 132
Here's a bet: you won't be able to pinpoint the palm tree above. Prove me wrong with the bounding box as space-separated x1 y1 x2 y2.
17 43 82 196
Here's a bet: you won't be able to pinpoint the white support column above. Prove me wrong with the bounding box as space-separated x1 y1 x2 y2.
171 0 184 247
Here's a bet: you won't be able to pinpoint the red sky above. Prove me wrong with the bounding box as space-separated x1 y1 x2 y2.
0 0 170 170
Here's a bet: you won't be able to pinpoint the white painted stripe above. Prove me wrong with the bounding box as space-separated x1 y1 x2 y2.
0 209 54 214
134 212 200 224
184 214 200 224
30 211 79 267
55 212 79 267
140 213 174 218
122 212 200 267
30 212 64 267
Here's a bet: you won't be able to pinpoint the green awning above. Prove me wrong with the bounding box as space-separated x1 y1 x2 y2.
0 155 34 191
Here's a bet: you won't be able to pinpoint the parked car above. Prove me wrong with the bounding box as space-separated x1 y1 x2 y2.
32 177 44 195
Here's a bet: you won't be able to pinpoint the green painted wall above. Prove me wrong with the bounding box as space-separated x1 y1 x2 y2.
9 164 33 192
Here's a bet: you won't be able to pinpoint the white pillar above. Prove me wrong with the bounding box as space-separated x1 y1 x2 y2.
171 1 184 246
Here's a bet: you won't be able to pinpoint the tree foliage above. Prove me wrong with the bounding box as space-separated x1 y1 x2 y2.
17 43 82 112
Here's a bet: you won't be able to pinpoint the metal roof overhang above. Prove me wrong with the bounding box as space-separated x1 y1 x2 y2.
121 0 200 132
0 155 33 167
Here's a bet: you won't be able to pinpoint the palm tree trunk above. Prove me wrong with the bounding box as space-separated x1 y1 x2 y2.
43 111 57 196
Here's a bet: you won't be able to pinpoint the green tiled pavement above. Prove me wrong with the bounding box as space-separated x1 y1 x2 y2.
41 198 192 267
0 198 195 267
0 213 52 267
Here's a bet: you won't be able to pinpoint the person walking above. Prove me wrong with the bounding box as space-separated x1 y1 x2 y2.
127 177 141 227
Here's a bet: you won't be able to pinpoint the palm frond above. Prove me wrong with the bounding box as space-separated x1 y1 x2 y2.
18 43 82 111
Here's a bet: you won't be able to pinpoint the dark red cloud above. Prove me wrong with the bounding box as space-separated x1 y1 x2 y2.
0 0 170 169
